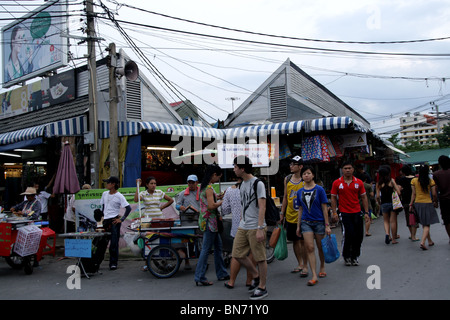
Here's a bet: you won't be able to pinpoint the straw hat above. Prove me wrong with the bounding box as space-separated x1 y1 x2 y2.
20 187 37 195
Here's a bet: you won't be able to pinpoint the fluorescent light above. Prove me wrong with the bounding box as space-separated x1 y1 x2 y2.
147 146 176 151
34 161 47 165
13 149 34 152
0 152 21 158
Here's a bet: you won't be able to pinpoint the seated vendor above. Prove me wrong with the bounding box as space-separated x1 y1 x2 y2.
11 187 42 220
176 175 201 226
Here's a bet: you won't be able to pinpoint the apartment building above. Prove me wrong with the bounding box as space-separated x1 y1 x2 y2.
399 112 450 146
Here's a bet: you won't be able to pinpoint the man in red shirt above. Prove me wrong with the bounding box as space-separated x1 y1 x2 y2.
331 161 369 266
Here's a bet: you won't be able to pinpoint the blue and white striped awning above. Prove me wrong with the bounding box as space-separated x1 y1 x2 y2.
308 117 351 132
0 125 46 145
0 116 87 146
97 117 372 140
45 116 87 138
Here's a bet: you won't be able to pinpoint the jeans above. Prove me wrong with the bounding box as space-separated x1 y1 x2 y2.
104 218 121 267
194 223 229 282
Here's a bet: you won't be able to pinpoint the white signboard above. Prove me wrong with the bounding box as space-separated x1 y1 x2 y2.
341 133 367 149
217 143 270 168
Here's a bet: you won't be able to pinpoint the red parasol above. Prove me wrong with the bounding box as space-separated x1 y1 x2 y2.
53 141 80 194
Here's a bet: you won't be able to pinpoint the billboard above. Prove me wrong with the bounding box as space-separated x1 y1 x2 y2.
0 68 76 119
2 0 68 88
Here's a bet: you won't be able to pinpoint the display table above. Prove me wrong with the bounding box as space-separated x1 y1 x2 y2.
59 231 110 278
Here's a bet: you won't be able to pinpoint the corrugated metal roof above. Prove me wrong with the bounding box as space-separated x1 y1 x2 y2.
400 147 450 165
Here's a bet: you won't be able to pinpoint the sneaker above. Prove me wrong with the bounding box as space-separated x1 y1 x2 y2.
110 265 117 270
344 258 352 266
248 277 260 292
351 258 359 266
249 287 268 300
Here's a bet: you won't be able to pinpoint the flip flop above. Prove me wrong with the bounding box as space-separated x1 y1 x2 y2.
318 272 327 278
291 267 302 273
300 271 309 278
307 279 318 286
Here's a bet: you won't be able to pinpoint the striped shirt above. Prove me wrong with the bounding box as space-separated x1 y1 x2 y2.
139 189 166 217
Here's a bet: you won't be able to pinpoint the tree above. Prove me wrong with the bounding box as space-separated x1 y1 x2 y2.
436 124 450 148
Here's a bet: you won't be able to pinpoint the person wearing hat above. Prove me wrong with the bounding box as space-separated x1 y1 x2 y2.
281 155 308 276
174 174 201 270
176 175 201 226
11 187 42 220
100 176 132 270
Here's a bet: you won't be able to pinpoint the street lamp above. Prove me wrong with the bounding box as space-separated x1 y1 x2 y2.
226 97 240 113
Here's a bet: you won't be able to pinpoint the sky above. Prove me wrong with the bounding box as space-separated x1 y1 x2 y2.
1 0 450 137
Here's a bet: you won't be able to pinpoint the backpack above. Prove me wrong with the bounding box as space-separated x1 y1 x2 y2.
242 178 280 226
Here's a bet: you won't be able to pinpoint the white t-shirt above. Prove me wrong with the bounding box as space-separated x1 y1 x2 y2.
100 191 130 219
239 177 266 230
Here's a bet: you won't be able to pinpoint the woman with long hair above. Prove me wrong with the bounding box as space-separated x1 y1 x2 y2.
194 165 229 286
410 165 439 250
376 165 402 244
396 165 418 241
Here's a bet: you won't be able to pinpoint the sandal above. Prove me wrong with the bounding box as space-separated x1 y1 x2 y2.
291 267 302 273
307 279 318 286
196 280 213 286
224 281 234 289
300 271 309 278
318 272 327 278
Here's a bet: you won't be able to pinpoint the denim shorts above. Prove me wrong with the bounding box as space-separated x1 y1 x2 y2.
380 203 394 214
300 220 325 235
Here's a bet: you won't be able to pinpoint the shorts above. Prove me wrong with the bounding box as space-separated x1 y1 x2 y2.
300 220 325 235
232 228 267 263
380 203 394 214
285 220 303 241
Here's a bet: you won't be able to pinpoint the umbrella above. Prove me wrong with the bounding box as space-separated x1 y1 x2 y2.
53 141 80 194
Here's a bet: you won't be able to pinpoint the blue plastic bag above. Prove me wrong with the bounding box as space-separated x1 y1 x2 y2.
321 234 340 263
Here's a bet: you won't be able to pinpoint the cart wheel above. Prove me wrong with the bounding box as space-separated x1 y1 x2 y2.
265 231 275 264
5 252 25 270
146 245 180 278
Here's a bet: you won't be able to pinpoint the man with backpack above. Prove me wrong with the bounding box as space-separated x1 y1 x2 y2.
231 156 268 300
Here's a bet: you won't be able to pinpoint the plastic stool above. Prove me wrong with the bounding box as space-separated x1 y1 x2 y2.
36 227 56 261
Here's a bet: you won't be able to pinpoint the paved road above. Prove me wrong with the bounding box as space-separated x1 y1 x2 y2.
1 211 449 303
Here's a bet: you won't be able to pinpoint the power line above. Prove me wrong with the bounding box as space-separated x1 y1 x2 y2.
103 1 450 46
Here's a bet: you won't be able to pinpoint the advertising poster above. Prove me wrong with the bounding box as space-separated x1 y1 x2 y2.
2 0 68 88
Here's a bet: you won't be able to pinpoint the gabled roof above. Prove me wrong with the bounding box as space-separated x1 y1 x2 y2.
224 58 369 128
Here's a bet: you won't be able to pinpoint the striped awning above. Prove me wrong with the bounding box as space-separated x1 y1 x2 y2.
0 116 87 146
97 117 372 140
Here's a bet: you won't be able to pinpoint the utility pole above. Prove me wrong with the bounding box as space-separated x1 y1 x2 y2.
108 43 119 178
226 97 240 113
86 0 99 188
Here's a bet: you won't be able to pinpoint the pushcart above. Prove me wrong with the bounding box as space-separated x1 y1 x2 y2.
134 224 202 278
0 218 52 275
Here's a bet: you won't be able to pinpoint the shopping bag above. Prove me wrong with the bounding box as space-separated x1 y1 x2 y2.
269 224 282 248
408 205 419 226
321 234 340 263
392 191 403 212
274 227 288 260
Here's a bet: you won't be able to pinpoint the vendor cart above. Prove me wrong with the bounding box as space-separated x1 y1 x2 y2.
133 223 202 278
0 218 51 275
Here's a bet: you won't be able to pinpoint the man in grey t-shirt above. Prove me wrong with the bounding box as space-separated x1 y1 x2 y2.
231 156 268 300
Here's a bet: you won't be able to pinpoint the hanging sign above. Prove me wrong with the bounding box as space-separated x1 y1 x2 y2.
217 143 269 168
340 133 367 148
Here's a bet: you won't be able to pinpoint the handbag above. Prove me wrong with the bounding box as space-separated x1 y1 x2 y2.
392 190 403 211
269 224 282 248
274 226 288 260
321 234 340 263
408 205 419 226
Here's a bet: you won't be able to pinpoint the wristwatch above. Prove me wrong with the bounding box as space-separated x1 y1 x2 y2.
257 225 264 230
